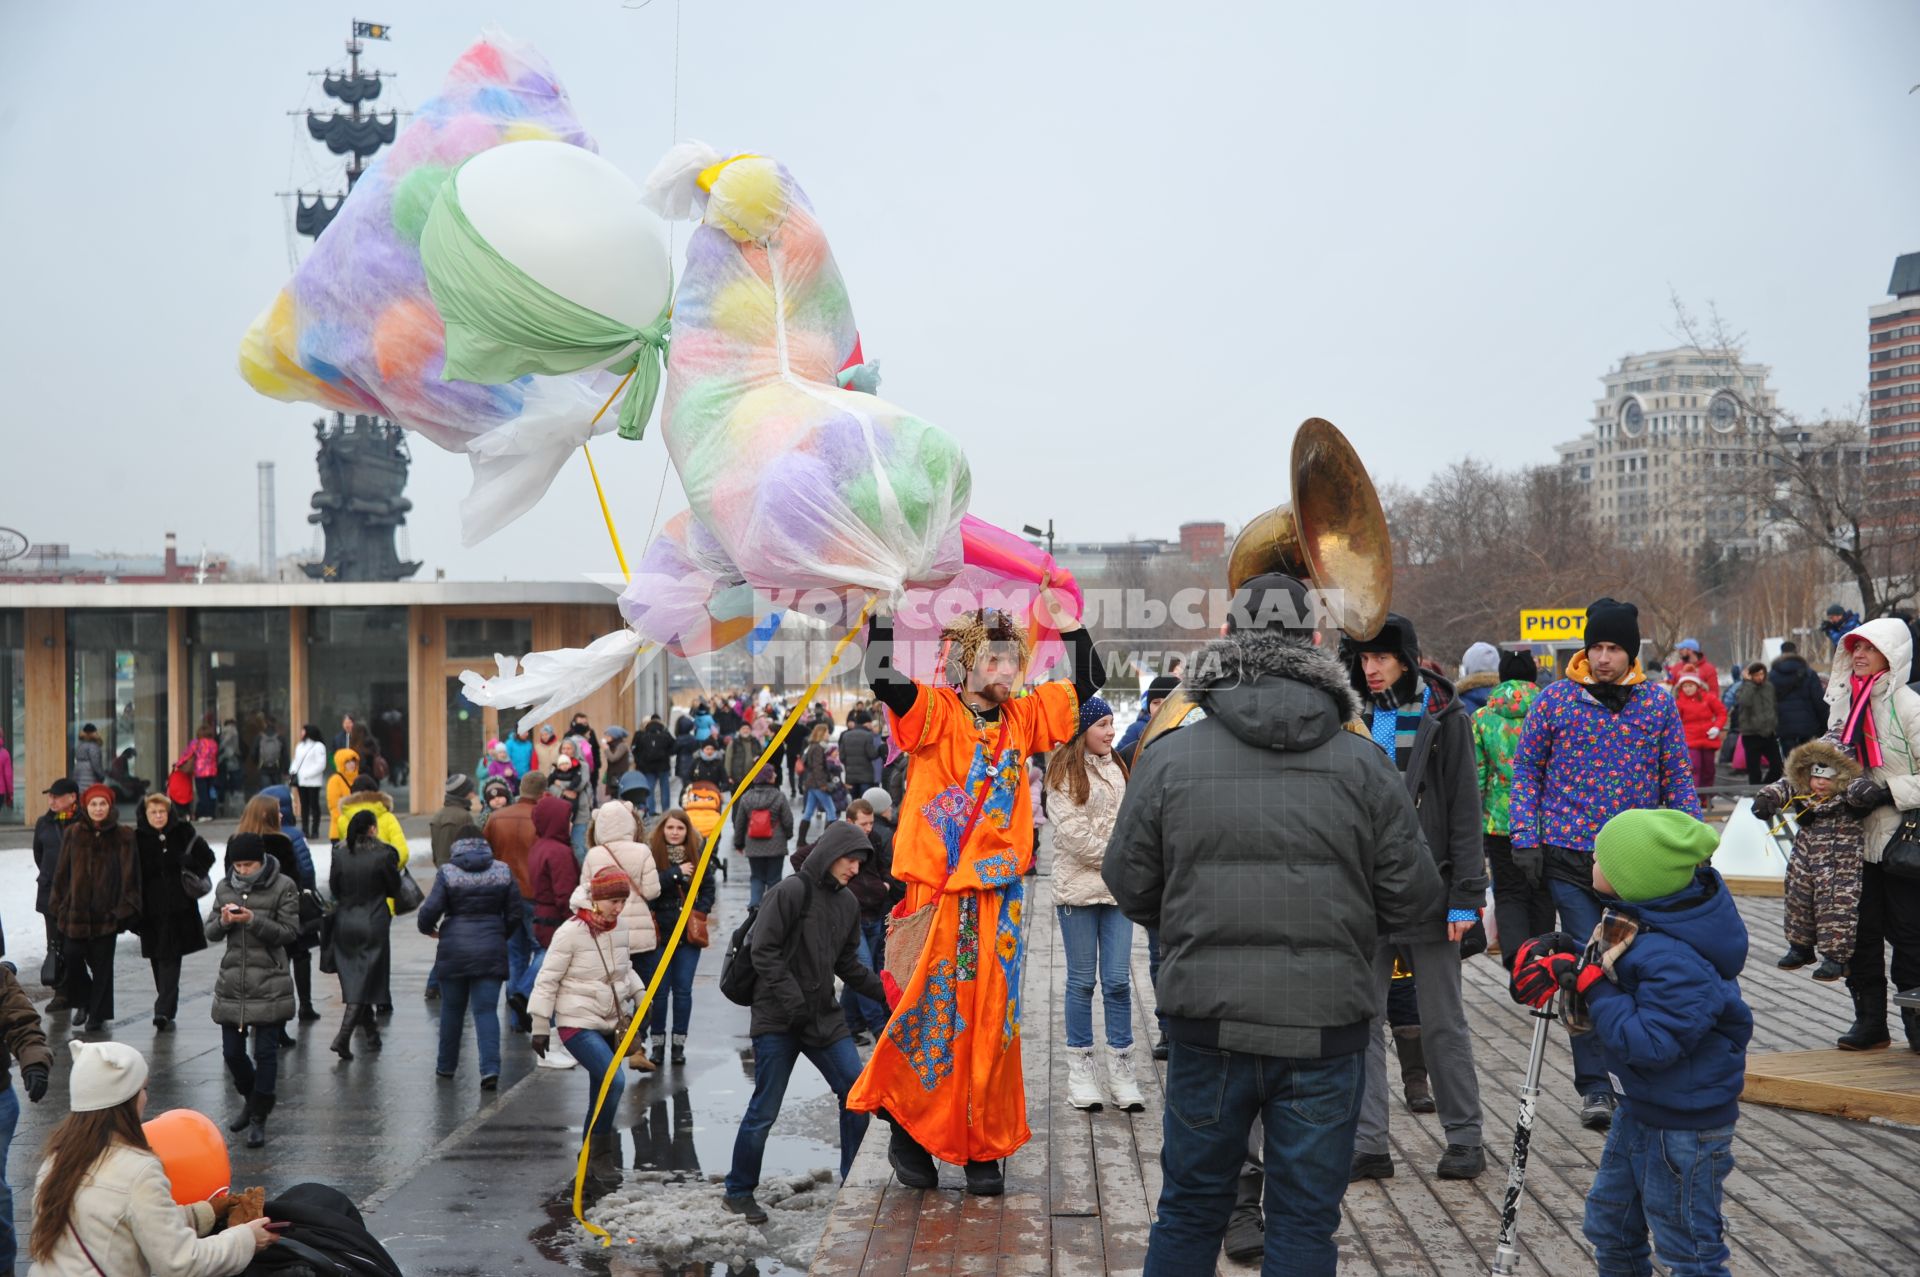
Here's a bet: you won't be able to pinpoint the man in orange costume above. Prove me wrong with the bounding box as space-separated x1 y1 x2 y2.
849 594 1104 1195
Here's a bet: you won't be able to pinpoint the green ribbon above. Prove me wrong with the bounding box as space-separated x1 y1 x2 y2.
420 160 671 441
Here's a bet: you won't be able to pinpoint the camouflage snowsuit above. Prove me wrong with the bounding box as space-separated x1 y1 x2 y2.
1757 740 1865 962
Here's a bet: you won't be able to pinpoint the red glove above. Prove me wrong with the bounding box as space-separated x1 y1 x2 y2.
1511 951 1578 1008
1567 959 1608 997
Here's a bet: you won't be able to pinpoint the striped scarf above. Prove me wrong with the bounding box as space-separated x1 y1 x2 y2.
1368 685 1430 771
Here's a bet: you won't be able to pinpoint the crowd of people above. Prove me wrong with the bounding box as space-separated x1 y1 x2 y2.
5 584 1916 1276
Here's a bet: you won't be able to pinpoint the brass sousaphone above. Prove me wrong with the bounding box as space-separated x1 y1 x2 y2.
1133 417 1393 753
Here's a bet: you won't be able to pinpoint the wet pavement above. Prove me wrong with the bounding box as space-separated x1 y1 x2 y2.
0 816 847 1274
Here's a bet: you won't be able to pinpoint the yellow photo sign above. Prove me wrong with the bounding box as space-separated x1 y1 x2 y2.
1519 608 1588 644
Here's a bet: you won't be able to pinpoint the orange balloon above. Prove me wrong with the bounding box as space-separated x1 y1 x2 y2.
373 298 445 383
142 1109 231 1204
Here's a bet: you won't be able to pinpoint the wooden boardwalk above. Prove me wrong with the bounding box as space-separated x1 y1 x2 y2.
817 873 1920 1275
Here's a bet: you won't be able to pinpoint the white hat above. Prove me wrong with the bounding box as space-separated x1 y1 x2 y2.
68 1040 148 1112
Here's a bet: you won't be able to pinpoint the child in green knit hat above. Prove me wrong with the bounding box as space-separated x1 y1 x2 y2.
1508 808 1751 1275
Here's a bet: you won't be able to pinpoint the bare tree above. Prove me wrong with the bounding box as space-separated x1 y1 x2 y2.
1670 295 1920 619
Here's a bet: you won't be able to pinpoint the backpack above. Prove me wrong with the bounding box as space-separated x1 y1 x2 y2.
257 733 283 769
747 806 774 840
720 878 812 1007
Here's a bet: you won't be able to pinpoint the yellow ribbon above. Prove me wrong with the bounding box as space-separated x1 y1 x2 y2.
573 594 877 1244
581 368 638 582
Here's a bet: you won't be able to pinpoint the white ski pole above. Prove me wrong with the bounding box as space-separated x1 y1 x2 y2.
1490 1003 1557 1276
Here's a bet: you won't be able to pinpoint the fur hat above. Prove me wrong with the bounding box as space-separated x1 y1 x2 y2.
940 608 1031 685
69 1040 148 1112
1785 739 1862 793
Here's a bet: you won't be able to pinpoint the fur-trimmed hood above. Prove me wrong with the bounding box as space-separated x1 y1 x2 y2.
1186 630 1364 754
1784 738 1862 793
1456 671 1500 696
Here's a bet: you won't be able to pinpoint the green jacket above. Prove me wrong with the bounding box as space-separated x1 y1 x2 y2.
1471 679 1540 836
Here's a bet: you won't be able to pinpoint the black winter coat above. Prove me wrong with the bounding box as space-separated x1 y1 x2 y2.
1390 669 1488 936
838 726 884 790
33 810 72 914
135 818 215 961
417 842 517 980
634 725 675 773
330 839 402 1005
1105 629 1441 1059
749 825 885 1046
1769 655 1827 740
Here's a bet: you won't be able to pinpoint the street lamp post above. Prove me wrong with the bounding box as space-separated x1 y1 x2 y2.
1022 520 1055 560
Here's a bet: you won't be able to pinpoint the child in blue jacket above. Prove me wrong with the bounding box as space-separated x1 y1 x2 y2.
1511 809 1751 1277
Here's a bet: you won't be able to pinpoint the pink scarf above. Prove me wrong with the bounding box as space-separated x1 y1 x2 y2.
1845 672 1886 769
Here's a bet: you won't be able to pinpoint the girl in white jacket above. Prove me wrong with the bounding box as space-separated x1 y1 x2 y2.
528 867 646 1137
579 803 664 1066
31 1041 275 1276
1043 696 1142 1112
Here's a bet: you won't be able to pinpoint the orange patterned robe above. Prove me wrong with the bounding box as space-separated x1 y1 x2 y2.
846 681 1079 1164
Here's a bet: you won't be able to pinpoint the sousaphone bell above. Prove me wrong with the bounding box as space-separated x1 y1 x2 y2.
1133 417 1392 753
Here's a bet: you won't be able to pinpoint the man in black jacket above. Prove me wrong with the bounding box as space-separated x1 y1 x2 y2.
632 716 675 817
1339 614 1488 1183
1105 574 1441 1275
33 779 80 1008
838 710 886 792
1769 640 1826 758
722 823 886 1223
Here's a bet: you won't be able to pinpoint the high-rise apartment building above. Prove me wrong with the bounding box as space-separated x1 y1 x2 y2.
1868 252 1920 504
1556 348 1779 551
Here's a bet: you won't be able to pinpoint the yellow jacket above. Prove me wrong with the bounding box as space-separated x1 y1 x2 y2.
325 748 361 837
331 794 411 868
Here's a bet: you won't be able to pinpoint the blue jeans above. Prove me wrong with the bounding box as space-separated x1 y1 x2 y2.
724 1032 867 1195
748 855 784 907
1146 1044 1363 1277
1549 875 1608 1096
1583 1109 1734 1277
437 976 504 1078
801 787 835 826
0 1084 17 1272
506 898 535 988
562 1029 625 1136
842 919 890 1036
647 943 699 1038
572 821 590 865
1057 903 1134 1050
221 1024 282 1097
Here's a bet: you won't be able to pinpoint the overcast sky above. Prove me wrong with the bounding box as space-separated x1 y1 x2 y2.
5 2 1917 582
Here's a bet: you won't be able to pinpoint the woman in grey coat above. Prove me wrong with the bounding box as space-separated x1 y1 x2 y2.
205 831 300 1149
329 808 402 1060
71 724 107 789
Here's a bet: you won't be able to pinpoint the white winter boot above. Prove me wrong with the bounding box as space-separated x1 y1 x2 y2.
1066 1046 1107 1111
1106 1046 1146 1112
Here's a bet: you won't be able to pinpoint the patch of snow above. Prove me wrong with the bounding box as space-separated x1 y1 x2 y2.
583 1167 835 1272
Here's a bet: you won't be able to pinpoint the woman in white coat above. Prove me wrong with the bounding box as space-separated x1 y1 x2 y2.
1043 696 1142 1112
528 867 646 1138
578 803 663 1067
1825 617 1920 1052
30 1041 276 1275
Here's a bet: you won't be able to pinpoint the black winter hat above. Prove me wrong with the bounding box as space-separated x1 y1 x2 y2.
1584 598 1641 656
1224 573 1318 636
225 832 268 871
1144 674 1181 704
1497 648 1539 684
1342 613 1420 664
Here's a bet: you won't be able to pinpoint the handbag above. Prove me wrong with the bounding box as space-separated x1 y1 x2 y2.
318 912 339 974
685 910 711 949
1881 809 1920 882
393 869 425 916
180 869 213 899
884 708 1009 993
297 887 327 938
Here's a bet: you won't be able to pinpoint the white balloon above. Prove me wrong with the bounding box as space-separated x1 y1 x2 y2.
456 140 673 330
